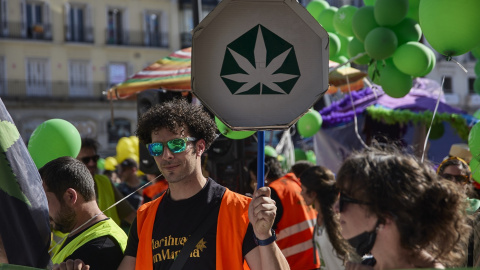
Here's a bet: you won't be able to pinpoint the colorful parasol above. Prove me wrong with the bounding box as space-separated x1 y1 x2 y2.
106 48 367 100
107 48 192 100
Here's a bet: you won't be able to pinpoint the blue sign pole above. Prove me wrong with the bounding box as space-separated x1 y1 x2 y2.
257 130 265 189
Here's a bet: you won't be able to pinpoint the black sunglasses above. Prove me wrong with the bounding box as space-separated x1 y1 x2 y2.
440 173 469 185
81 155 100 164
339 192 371 212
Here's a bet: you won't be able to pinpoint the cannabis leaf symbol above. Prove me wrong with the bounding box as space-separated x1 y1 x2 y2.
221 25 299 95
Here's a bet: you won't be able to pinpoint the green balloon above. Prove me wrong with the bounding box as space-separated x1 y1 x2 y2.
307 0 330 21
97 158 106 170
390 18 422 46
318 7 338 33
214 116 255 140
328 32 341 57
470 158 480 184
475 61 480 76
427 122 444 140
406 0 420 22
364 27 398 60
333 5 357 37
363 0 376 6
352 6 378 43
306 150 317 165
374 0 408 26
419 0 480 57
264 145 278 157
331 55 350 67
474 78 480 94
297 110 323 138
294 148 307 162
468 122 480 157
393 42 432 77
419 47 436 77
473 46 480 59
379 62 413 98
368 59 389 84
338 35 353 58
474 109 480 119
28 119 82 169
348 37 371 65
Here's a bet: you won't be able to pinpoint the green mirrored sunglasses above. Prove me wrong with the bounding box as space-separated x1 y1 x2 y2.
147 137 197 156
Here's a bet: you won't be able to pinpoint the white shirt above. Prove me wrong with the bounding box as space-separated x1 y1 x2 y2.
314 224 345 270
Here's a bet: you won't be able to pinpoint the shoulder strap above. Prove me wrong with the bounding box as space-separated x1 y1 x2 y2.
169 204 220 270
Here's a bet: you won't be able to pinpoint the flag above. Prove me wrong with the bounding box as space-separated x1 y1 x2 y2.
0 98 51 267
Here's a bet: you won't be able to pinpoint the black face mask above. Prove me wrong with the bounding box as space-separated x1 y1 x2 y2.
347 220 381 257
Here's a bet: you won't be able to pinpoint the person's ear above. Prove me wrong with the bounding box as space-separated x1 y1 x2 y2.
196 139 206 157
63 188 78 206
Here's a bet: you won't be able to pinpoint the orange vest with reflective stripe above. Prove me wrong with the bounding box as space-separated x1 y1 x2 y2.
270 173 319 270
135 188 251 270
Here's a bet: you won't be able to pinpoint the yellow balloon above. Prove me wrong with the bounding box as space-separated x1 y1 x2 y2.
130 136 140 156
104 156 118 171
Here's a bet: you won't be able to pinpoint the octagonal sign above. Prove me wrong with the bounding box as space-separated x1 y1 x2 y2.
192 0 329 130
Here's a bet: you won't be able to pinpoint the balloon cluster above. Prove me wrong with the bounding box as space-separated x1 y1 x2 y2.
306 0 437 98
103 136 141 175
472 45 480 94
469 122 480 183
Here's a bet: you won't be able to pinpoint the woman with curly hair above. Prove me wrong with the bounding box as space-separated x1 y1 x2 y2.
300 166 351 270
335 146 471 269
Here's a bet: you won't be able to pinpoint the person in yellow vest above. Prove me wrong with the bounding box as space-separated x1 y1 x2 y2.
39 156 128 270
249 156 319 270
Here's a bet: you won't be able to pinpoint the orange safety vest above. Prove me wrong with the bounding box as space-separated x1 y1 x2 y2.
270 173 319 270
136 188 251 270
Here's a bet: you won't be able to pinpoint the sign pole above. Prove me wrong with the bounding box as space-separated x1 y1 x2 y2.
257 130 265 189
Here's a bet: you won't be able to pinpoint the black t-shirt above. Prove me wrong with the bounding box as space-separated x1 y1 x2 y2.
124 178 257 269
61 219 124 270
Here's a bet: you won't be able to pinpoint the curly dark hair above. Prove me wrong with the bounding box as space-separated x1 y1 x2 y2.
300 166 351 260
136 98 218 150
39 156 95 202
336 146 471 267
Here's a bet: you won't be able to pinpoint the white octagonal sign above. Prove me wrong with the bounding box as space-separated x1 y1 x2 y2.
192 0 329 130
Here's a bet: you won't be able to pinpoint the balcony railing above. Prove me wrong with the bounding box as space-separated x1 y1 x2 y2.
105 29 169 48
64 26 94 44
0 22 53 41
0 79 108 101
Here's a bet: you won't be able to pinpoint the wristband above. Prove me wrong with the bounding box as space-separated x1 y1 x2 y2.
253 229 276 246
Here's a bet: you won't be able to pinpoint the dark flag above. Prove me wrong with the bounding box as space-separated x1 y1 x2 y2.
0 98 51 267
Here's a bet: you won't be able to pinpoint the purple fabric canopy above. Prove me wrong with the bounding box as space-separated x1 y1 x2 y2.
319 78 465 128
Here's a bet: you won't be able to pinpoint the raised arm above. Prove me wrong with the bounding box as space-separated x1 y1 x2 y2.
246 187 290 270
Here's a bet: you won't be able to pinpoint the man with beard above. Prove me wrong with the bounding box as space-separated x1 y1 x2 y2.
40 156 128 270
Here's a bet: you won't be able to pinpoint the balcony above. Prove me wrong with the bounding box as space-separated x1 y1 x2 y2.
0 79 108 101
64 26 94 44
0 22 52 41
105 29 169 48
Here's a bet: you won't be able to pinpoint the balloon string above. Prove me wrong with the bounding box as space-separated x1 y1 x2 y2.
346 73 369 149
48 174 158 254
421 76 445 163
446 57 468 73
329 52 367 73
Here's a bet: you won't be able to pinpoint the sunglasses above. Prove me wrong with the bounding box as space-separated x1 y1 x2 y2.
81 155 100 164
440 173 469 185
339 192 371 212
147 137 197 156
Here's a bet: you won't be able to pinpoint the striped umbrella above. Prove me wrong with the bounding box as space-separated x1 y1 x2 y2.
106 48 367 100
107 47 192 100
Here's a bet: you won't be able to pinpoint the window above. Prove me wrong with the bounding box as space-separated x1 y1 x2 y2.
1 0 7 37
143 11 168 47
107 118 131 144
108 62 128 87
107 8 124 44
69 60 92 97
469 77 476 94
26 58 50 96
64 3 92 42
0 56 5 95
443 76 452 94
22 0 51 39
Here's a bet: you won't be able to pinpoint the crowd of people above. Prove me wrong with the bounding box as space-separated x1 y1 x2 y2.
39 97 480 270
